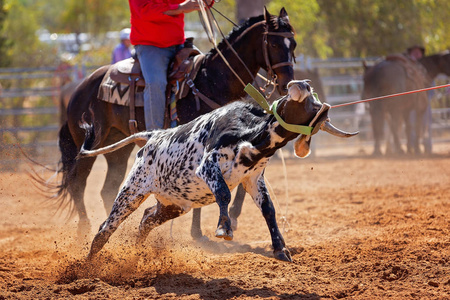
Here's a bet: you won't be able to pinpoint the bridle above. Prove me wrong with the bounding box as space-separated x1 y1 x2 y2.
198 2 295 98
262 28 296 97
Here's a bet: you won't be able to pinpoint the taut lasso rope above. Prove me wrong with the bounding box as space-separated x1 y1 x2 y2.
332 83 450 108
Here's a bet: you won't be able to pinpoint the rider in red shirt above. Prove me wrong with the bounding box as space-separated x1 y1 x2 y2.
128 0 213 130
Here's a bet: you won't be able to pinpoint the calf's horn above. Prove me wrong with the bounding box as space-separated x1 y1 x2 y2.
320 121 359 138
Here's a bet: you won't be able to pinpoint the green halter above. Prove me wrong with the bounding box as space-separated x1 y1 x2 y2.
244 83 315 135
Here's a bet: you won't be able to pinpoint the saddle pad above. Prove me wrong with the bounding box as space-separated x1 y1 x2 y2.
98 67 145 107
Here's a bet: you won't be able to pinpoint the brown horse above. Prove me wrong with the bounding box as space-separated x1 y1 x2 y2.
50 8 298 238
362 51 450 155
59 80 81 125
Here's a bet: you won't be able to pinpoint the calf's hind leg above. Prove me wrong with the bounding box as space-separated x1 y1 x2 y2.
137 201 186 245
87 187 148 259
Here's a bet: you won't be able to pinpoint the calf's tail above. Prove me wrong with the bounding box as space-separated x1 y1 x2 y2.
77 122 150 158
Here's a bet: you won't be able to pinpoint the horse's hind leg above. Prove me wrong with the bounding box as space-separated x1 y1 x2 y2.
101 139 135 214
190 183 246 240
387 111 404 155
137 202 186 245
229 183 246 231
70 156 97 239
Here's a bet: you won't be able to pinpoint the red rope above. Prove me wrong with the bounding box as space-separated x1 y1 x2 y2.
331 83 450 108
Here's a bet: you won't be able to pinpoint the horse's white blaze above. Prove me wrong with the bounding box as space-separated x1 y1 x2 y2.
284 38 290 50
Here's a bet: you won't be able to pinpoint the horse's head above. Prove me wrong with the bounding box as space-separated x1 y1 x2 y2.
263 7 297 95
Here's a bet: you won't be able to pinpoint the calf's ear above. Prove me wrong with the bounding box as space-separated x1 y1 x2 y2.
294 135 311 158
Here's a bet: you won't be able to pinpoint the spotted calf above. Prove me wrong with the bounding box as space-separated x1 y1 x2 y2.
78 80 357 262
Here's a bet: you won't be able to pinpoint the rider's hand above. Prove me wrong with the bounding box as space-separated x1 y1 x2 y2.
164 0 213 15
178 0 200 13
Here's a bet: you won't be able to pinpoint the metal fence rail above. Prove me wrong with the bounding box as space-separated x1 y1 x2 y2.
1 58 449 167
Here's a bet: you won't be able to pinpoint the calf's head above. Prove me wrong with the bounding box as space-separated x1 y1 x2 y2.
277 80 358 158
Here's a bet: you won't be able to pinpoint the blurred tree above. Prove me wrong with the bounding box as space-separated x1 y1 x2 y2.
1 0 54 67
267 0 331 58
0 0 9 67
57 0 130 54
315 0 450 57
236 0 269 24
58 0 130 36
267 0 450 58
0 0 449 69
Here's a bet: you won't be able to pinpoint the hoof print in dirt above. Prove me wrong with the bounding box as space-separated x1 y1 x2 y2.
381 265 408 281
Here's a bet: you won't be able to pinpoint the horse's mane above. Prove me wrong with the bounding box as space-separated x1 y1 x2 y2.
207 13 293 57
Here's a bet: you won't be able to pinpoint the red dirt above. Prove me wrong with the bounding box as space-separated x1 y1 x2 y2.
0 153 449 299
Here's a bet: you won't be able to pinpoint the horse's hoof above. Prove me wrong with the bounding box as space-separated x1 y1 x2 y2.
194 235 210 243
371 150 382 157
215 228 233 241
77 222 92 242
274 248 292 262
190 229 204 240
230 217 238 231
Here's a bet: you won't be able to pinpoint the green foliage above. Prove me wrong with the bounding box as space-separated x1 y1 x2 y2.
1 0 55 67
58 0 130 35
267 0 332 58
0 0 9 67
268 0 449 58
0 0 449 68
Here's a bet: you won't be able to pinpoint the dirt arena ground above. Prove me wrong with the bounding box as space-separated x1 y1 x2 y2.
0 146 449 299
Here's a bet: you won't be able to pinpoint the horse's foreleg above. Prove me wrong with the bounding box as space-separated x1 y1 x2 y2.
190 208 203 239
414 109 425 155
101 143 135 214
369 103 384 156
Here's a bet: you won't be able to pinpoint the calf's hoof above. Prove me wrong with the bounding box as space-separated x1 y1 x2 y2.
215 227 233 241
274 248 292 262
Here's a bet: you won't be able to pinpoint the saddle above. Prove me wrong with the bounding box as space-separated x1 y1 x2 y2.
385 54 429 87
107 38 204 133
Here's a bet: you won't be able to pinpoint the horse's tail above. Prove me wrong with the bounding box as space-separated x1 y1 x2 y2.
59 92 68 126
77 121 149 159
28 122 79 217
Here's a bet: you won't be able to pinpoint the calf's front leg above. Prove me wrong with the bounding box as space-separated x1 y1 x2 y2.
196 155 233 240
243 174 292 262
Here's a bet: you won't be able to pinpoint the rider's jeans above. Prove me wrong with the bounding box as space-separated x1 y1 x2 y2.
135 44 178 130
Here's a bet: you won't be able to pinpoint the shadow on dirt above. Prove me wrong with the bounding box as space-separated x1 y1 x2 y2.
150 273 321 300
